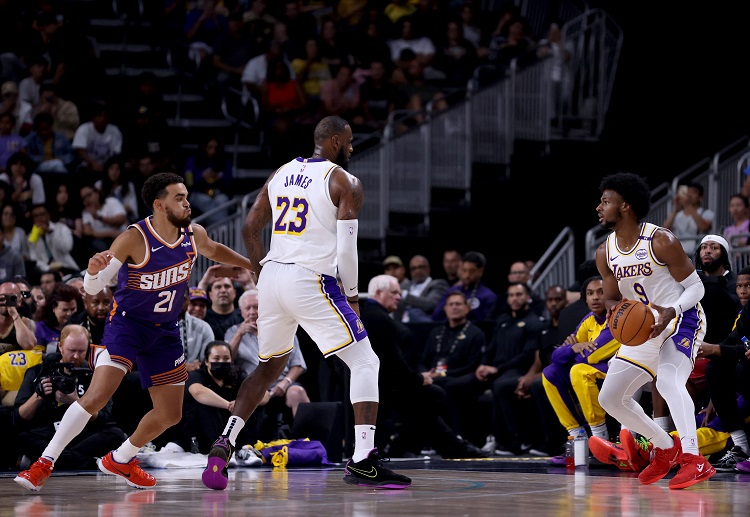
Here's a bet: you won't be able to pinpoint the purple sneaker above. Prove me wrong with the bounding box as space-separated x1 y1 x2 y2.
548 455 567 466
344 449 411 489
735 460 750 473
202 436 234 490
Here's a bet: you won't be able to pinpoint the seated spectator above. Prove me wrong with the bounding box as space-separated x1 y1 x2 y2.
13 275 36 319
2 203 28 260
395 254 449 322
441 248 461 285
71 103 123 177
0 152 45 223
31 81 80 141
489 260 546 319
388 16 436 68
383 255 407 284
0 112 27 172
203 276 243 340
261 55 307 163
542 276 620 444
663 181 714 256
419 290 485 385
431 17 478 87
94 156 139 224
14 324 126 470
318 17 354 74
33 282 81 354
18 55 48 106
242 39 295 103
486 15 536 76
0 347 43 406
0 80 32 136
179 341 253 455
79 183 128 254
24 111 74 175
290 37 332 114
318 64 360 123
38 268 63 298
723 193 750 248
66 286 113 347
432 251 497 322
358 59 397 131
211 12 255 99
225 289 310 418
188 287 210 320
178 289 215 372
443 282 543 452
0 232 25 284
27 204 81 280
0 281 37 354
183 136 233 226
361 274 486 458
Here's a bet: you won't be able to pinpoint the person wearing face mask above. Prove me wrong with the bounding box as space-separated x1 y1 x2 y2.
179 341 255 456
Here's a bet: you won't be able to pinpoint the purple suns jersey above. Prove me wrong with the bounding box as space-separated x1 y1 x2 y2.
111 217 197 325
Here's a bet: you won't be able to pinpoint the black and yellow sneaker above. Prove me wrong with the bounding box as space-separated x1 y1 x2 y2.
343 448 412 489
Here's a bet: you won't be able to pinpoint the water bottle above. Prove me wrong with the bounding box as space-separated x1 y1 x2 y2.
565 435 575 470
574 431 589 467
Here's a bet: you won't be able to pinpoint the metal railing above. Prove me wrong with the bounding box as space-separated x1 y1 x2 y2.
530 227 577 296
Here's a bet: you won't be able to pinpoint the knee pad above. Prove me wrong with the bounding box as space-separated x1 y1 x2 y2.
336 338 380 404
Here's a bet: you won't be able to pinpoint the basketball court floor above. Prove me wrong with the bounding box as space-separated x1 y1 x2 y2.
2 457 749 516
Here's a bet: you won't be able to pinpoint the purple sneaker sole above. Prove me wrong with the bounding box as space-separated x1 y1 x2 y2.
202 457 229 490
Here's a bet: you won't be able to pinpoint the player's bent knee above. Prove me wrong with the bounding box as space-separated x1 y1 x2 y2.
336 338 380 403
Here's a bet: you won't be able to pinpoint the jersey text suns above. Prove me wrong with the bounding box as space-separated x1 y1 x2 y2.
132 260 192 291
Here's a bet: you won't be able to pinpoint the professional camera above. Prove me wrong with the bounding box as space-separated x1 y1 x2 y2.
32 353 90 400
0 293 17 307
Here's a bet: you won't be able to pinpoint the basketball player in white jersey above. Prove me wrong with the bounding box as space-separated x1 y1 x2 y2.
202 116 411 490
592 172 715 489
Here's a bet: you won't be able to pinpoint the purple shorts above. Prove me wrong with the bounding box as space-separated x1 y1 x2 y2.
100 314 188 389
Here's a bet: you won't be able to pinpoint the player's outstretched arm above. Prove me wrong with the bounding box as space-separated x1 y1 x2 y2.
191 223 254 271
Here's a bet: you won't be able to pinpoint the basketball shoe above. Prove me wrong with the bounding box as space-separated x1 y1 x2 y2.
619 429 652 472
668 452 716 489
638 434 681 485
14 457 53 491
588 436 637 471
98 451 156 489
202 436 234 490
343 448 412 489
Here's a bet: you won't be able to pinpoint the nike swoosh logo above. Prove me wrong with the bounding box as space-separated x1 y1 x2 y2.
348 466 378 478
349 287 357 291
610 255 618 261
108 462 132 478
151 246 164 252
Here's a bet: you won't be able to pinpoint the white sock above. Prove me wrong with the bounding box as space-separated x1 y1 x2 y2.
352 424 375 462
730 431 750 455
41 401 93 465
654 416 673 433
222 416 246 447
590 423 609 441
112 439 141 463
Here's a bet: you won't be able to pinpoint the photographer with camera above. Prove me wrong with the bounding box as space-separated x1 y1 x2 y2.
0 281 37 355
13 324 126 470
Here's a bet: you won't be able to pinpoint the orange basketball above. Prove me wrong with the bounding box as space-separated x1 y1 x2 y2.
609 299 655 346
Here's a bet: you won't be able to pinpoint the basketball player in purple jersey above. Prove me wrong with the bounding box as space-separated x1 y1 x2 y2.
15 172 254 491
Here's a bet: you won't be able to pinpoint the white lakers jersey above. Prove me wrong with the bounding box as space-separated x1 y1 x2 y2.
260 157 345 277
605 222 685 308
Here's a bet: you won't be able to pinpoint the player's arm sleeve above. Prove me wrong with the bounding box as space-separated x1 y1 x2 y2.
671 270 704 316
83 258 123 295
336 219 359 298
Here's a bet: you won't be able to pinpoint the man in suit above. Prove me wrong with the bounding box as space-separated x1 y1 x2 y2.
396 255 449 323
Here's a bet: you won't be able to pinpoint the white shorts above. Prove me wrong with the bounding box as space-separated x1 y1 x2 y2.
614 305 705 378
256 261 367 361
